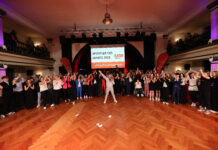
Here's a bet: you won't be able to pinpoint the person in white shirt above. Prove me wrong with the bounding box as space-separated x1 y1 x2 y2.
135 79 144 97
13 73 25 109
99 70 117 104
39 76 51 109
53 75 63 105
186 69 199 107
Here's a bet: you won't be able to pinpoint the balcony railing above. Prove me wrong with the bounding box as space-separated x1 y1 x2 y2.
1 32 53 60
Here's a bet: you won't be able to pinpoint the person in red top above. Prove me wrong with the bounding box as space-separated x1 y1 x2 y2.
62 75 71 102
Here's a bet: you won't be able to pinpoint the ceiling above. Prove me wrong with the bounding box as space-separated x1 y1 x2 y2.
0 0 213 36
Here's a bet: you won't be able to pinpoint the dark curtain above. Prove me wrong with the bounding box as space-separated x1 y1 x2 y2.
143 33 156 71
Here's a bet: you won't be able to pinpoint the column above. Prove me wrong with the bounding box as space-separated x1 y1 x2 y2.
0 9 6 46
207 1 218 40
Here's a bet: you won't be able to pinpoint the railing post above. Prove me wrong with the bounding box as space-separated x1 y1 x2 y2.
0 9 6 46
207 1 218 40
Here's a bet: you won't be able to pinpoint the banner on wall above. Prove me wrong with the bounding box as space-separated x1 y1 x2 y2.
156 53 168 73
61 57 72 73
91 45 125 69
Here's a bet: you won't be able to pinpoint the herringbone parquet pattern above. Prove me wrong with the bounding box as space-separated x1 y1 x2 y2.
0 96 217 150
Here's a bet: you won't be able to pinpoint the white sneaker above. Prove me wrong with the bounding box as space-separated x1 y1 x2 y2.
104 101 107 104
50 104 55 107
198 108 203 112
73 101 75 105
191 102 196 107
37 105 40 108
43 107 47 110
149 97 152 101
162 102 166 104
0 114 5 119
80 97 82 99
7 112 12 115
114 100 118 103
204 110 210 115
141 94 144 97
165 102 169 105
210 110 218 113
152 98 154 101
137 94 139 97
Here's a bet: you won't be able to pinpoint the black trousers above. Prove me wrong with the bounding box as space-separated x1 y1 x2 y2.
2 95 15 114
88 85 93 97
201 88 211 109
189 91 198 103
63 89 68 100
41 90 48 107
135 88 143 97
53 89 61 105
48 89 54 104
180 85 187 104
211 86 218 111
162 87 169 102
83 85 88 96
14 91 24 109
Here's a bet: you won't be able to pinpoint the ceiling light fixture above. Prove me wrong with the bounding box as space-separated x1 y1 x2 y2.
103 0 113 25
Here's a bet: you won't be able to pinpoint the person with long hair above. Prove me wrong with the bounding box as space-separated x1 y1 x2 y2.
186 69 199 107
24 78 35 109
76 75 83 99
210 72 218 113
53 75 63 105
149 74 156 101
155 74 162 101
39 75 50 109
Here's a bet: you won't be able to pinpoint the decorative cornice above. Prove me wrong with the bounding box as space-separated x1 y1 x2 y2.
207 0 218 11
0 2 49 35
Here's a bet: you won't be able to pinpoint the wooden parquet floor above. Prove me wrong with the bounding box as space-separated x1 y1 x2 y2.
0 96 218 150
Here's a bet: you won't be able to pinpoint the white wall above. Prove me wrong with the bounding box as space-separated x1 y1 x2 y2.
155 36 168 65
164 61 203 73
49 37 62 75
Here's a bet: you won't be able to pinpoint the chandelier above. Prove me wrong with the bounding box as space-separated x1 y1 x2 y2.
103 0 113 25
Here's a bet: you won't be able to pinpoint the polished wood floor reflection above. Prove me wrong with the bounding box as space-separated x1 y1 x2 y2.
0 96 218 150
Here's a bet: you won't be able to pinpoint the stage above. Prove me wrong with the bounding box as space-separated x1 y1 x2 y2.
0 96 217 150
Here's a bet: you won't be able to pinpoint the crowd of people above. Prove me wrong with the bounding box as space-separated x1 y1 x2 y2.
0 68 218 119
167 27 211 55
0 30 50 59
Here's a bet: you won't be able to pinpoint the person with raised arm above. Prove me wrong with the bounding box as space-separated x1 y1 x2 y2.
186 68 199 107
99 70 117 104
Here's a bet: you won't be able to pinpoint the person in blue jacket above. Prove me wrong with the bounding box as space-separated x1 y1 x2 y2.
76 75 83 99
172 73 182 104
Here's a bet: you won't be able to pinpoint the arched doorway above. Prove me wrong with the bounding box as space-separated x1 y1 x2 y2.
72 42 144 73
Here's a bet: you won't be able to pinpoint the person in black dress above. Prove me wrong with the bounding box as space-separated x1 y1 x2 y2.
155 74 162 101
24 78 35 109
69 75 77 102
0 76 16 117
199 69 211 115
210 72 218 112
149 74 156 101
114 73 120 94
